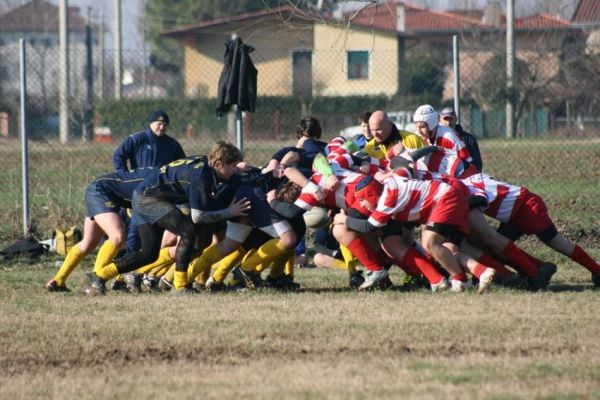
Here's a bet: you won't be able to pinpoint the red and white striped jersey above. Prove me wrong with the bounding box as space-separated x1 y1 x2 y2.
418 125 475 177
461 173 527 222
328 149 385 179
294 170 367 211
368 175 450 227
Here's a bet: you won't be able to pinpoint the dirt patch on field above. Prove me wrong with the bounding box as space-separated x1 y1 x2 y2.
0 340 584 377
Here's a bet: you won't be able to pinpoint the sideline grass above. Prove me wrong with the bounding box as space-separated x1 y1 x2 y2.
1 257 600 399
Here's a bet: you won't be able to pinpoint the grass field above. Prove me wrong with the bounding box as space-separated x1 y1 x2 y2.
1 137 600 398
1 248 600 399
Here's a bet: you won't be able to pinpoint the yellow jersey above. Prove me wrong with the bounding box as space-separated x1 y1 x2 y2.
364 127 424 160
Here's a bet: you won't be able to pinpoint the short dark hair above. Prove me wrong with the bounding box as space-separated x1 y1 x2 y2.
358 111 372 124
296 116 322 139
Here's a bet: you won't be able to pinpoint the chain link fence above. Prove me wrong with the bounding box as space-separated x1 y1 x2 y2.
1 29 600 244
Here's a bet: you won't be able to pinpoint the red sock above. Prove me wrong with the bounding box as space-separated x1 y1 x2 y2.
502 241 540 278
451 272 468 282
347 237 383 272
570 245 600 274
402 248 445 284
477 254 514 279
525 253 545 268
472 263 487 279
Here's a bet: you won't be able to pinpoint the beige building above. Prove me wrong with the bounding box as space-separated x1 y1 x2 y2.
163 2 581 101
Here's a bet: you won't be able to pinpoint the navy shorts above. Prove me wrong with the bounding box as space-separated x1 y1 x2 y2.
85 182 120 218
132 190 177 225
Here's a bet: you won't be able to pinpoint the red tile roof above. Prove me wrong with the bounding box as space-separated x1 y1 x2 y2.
572 0 600 24
0 0 86 33
347 1 490 32
516 13 571 29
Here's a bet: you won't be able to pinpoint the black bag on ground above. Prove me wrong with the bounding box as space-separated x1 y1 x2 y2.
0 238 49 260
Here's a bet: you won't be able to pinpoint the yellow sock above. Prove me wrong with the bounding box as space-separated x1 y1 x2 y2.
164 264 176 283
93 240 120 273
195 268 210 286
53 245 86 286
241 239 288 272
136 247 174 275
331 258 347 270
284 253 295 279
96 263 119 281
254 259 271 273
340 245 357 274
114 274 124 282
212 248 246 283
187 244 222 282
154 265 169 277
173 271 188 290
268 251 292 279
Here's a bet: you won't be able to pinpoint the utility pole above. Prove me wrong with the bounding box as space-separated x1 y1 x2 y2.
83 7 94 141
506 0 515 139
114 0 122 99
99 7 104 99
59 0 69 143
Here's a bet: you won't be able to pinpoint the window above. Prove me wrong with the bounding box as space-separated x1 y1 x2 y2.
347 50 369 80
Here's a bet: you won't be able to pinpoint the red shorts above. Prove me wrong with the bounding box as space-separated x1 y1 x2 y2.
509 191 553 235
427 186 470 235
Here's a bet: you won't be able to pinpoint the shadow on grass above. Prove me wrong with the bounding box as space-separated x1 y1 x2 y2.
547 283 593 293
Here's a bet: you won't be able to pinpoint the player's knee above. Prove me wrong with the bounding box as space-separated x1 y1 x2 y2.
279 230 298 249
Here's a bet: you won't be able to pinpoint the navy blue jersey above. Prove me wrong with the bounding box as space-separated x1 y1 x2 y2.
112 128 186 171
93 167 156 209
136 156 238 212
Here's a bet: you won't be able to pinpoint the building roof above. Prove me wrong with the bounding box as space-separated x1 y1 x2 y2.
0 0 86 34
572 0 600 25
348 1 575 33
162 5 305 37
516 13 571 30
347 1 490 33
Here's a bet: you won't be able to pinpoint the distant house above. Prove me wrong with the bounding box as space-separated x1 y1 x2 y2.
0 0 90 103
162 1 582 103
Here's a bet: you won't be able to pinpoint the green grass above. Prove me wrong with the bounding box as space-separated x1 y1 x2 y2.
1 258 600 399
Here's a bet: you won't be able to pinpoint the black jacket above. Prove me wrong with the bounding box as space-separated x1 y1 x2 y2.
216 37 258 117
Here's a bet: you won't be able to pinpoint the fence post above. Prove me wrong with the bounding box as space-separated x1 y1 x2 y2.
453 35 460 123
505 0 515 139
19 39 30 238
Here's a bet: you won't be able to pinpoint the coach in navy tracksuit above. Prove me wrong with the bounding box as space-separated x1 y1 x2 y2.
113 110 186 172
112 110 187 254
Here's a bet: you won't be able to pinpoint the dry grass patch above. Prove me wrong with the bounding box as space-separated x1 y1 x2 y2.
1 263 600 399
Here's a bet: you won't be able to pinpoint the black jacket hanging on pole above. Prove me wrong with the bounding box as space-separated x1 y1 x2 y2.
216 37 258 117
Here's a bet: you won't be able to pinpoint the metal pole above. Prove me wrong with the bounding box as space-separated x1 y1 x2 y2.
236 106 244 151
506 0 515 138
19 39 30 238
99 8 104 99
84 7 94 141
452 35 460 123
59 0 69 143
114 0 122 99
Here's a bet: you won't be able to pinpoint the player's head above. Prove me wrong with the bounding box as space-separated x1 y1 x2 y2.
209 141 243 179
296 116 322 139
148 110 169 136
354 175 382 212
368 110 393 143
277 181 303 203
439 106 457 128
413 104 438 139
358 111 373 140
